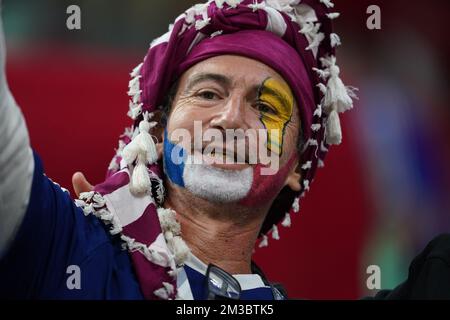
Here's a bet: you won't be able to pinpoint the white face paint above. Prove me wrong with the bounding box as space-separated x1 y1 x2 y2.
183 155 253 203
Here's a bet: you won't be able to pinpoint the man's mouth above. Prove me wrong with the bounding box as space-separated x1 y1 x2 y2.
203 148 248 164
188 145 251 170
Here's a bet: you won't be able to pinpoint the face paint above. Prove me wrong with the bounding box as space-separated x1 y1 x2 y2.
163 128 187 187
163 74 297 206
165 123 297 207
164 126 254 202
257 78 294 156
183 158 253 203
238 152 297 207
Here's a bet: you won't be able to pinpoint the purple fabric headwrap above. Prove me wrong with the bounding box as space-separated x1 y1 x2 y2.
79 0 356 300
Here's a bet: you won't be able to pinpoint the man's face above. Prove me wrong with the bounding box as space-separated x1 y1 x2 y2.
163 55 301 206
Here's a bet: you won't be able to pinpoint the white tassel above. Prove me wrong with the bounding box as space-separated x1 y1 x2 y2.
122 112 158 195
185 8 196 24
92 193 106 207
162 282 175 295
321 56 354 113
318 159 325 168
259 235 268 248
292 197 300 213
330 33 341 47
248 1 265 11
317 83 327 95
108 156 119 171
325 109 342 145
271 225 280 240
130 62 143 77
303 179 310 192
158 208 181 234
195 17 211 30
346 86 360 100
312 67 329 80
116 140 126 157
299 22 315 35
79 191 94 201
127 83 141 98
302 161 312 170
130 156 151 194
154 287 169 300
109 220 123 235
121 234 169 267
215 0 226 9
171 236 190 266
306 32 324 51
195 3 208 14
320 141 329 152
224 0 241 8
149 170 165 203
127 101 143 120
210 30 223 38
311 123 321 132
313 104 322 117
128 76 141 94
281 212 291 227
318 56 355 145
123 126 134 139
302 138 318 154
307 138 318 147
76 191 124 235
153 282 174 300
157 208 190 266
320 0 334 8
326 12 340 20
194 6 211 31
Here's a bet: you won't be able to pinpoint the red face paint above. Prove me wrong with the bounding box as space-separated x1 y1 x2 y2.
238 152 298 207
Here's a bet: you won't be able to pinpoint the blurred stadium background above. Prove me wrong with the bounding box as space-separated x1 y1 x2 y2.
2 0 449 299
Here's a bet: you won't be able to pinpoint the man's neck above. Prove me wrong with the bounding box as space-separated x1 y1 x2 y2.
164 184 270 275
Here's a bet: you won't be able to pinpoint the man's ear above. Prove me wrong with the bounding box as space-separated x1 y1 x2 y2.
284 159 302 192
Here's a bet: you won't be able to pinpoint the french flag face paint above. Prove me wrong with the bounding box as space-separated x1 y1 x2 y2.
163 127 254 203
163 127 298 206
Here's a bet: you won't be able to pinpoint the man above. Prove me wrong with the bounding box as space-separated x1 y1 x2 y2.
1 0 449 300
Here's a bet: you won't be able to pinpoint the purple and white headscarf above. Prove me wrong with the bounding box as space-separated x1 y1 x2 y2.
75 0 356 300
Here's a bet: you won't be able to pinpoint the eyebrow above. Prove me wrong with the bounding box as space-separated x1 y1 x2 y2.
185 73 232 93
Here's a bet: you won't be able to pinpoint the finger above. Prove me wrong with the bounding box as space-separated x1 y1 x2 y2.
72 171 94 198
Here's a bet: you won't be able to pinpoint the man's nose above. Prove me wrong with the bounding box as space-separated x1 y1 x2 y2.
209 95 248 131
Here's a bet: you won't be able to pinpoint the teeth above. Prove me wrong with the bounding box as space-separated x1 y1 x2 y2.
203 149 247 164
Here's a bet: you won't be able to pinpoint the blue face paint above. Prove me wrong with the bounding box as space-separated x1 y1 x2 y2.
163 128 187 187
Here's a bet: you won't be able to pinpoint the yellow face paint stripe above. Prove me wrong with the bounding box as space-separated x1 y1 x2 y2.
258 78 294 156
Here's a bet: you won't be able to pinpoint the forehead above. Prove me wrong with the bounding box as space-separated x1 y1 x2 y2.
179 54 289 88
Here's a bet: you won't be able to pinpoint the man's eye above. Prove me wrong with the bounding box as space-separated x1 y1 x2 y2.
198 91 218 100
256 102 276 115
